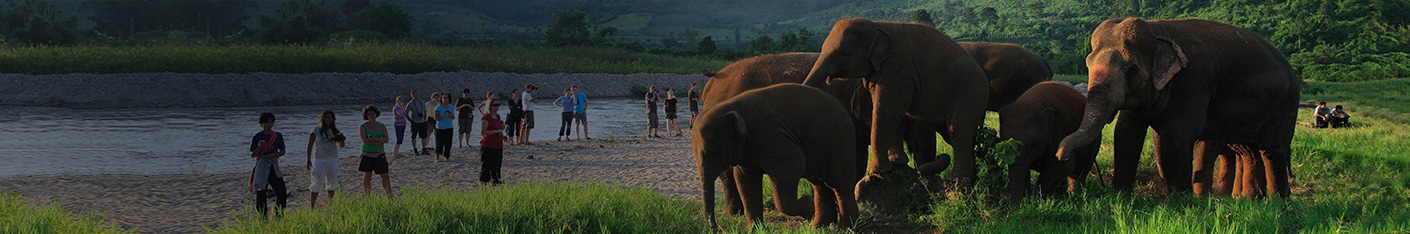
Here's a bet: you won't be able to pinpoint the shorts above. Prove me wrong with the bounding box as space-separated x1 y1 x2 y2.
358 154 389 174
648 112 659 129
574 112 587 123
523 111 535 129
690 102 699 113
394 125 406 145
308 158 339 192
458 118 474 134
666 111 678 120
410 122 429 138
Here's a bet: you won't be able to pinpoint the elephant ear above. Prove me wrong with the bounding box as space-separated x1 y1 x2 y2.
1152 36 1188 91
870 28 893 72
726 111 747 142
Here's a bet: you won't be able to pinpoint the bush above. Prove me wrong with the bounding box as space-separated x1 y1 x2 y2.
128 30 213 46
328 30 390 45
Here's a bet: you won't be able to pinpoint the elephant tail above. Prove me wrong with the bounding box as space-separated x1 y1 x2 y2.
701 69 719 78
1092 161 1107 188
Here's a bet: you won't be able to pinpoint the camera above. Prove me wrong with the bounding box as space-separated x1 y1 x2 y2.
332 133 347 142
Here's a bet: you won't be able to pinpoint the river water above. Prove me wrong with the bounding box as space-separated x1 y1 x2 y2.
0 98 691 176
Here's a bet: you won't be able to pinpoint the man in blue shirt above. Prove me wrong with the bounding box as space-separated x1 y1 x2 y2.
645 86 660 138
572 86 590 140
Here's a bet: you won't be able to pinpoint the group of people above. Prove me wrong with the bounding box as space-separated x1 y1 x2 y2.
644 83 700 137
1313 101 1353 128
245 85 593 218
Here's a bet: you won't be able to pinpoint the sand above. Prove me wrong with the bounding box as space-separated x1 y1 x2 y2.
0 133 699 233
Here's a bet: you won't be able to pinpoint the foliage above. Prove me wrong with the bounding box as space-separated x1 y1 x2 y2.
911 9 933 25
127 30 214 46
0 45 731 75
0 0 79 45
697 36 716 54
258 0 340 44
545 11 591 46
327 30 389 45
81 0 254 40
0 194 129 233
348 2 411 39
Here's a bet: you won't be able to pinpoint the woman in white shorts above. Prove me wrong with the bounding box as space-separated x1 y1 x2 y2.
305 110 345 208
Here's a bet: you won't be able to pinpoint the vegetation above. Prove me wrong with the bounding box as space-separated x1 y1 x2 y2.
0 45 731 75
0 194 128 233
1302 78 1410 124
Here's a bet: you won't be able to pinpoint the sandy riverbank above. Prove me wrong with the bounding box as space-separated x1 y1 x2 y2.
0 134 698 233
0 72 707 108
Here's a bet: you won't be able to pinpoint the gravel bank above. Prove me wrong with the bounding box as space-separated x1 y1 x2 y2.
0 72 707 108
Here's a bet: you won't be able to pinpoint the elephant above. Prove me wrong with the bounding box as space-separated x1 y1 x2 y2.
699 52 870 218
693 83 858 228
1055 17 1299 198
1202 140 1273 199
998 81 1098 201
803 18 990 187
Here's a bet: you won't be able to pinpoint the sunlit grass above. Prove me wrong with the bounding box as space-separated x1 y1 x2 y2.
0 194 129 233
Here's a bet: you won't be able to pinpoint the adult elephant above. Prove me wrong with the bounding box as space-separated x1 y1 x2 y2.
694 84 858 228
908 42 1054 175
802 18 990 186
1055 17 1298 197
700 52 870 218
998 82 1098 201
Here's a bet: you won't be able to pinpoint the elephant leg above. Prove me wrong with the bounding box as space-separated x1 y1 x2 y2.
1068 142 1099 194
1261 147 1292 198
866 84 913 174
767 172 811 223
1235 151 1265 199
910 123 943 175
1154 131 1196 195
807 179 838 227
1215 153 1236 196
1192 140 1218 197
826 172 859 228
853 120 871 181
1006 161 1032 202
732 167 765 224
719 170 744 215
944 117 981 187
1110 114 1148 191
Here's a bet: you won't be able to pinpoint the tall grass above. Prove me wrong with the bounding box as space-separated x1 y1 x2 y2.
1301 78 1410 124
0 194 129 233
0 45 731 75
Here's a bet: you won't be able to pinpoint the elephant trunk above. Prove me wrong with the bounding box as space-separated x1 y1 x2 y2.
699 158 721 229
1057 83 1123 161
802 55 835 88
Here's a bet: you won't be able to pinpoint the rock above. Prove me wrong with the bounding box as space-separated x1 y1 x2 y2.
1073 82 1089 97
854 165 948 214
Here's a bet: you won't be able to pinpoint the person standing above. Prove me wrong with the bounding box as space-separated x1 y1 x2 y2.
392 96 407 156
248 112 288 219
456 89 476 148
357 106 393 198
504 90 524 145
480 100 507 186
405 90 429 155
664 88 681 137
554 88 577 141
434 95 455 162
645 86 660 138
572 86 590 140
520 84 537 144
305 110 345 208
687 83 700 125
424 92 441 154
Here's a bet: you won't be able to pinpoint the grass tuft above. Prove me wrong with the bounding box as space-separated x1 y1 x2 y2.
0 194 129 233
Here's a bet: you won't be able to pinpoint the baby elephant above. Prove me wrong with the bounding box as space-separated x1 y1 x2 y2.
998 82 1099 201
693 84 858 228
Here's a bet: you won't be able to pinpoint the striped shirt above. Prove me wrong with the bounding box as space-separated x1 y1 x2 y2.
393 104 407 126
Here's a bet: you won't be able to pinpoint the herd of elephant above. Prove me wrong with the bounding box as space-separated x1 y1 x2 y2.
691 17 1300 229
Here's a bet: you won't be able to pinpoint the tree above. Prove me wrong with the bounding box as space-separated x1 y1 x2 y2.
82 0 255 40
748 35 774 52
0 0 80 45
341 0 371 17
258 0 340 44
912 9 933 25
349 2 411 39
544 10 589 46
978 7 998 22
698 36 716 54
592 26 617 45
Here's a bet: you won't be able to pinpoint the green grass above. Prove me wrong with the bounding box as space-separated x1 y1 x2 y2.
0 45 731 75
0 194 129 233
1302 78 1410 124
212 181 836 234
1053 74 1088 84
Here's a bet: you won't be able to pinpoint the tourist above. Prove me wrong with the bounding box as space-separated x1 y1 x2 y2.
406 90 429 155
392 96 407 156
645 86 660 138
1331 105 1352 128
520 84 537 145
664 88 681 136
572 86 590 140
688 83 700 125
249 112 288 218
506 90 524 145
358 106 393 198
435 94 455 162
480 99 507 186
554 88 577 141
456 89 476 148
424 92 441 154
304 110 345 208
1313 101 1330 129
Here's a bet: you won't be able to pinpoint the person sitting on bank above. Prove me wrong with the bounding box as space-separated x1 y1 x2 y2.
1331 105 1352 128
1313 101 1330 129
